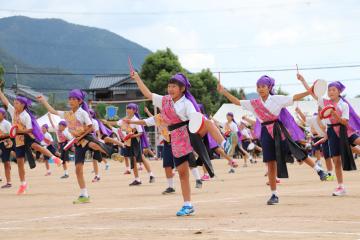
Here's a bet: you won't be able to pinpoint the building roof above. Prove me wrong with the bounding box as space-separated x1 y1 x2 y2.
4 84 48 102
88 74 134 90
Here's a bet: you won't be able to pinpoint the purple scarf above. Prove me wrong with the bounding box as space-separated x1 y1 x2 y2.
15 96 44 141
254 75 304 141
127 103 150 148
170 73 200 112
89 109 112 136
68 89 91 116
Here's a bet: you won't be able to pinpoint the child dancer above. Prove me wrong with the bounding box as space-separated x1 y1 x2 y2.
49 115 73 179
132 71 227 216
40 124 58 176
0 108 13 188
37 90 112 203
0 92 63 194
218 75 328 205
297 74 360 196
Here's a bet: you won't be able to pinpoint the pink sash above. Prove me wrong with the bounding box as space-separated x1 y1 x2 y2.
161 95 193 158
323 99 354 137
250 98 279 139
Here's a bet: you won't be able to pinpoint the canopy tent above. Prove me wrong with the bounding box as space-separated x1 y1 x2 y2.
37 113 63 132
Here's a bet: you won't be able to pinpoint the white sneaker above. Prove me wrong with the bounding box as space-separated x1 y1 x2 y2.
332 186 346 196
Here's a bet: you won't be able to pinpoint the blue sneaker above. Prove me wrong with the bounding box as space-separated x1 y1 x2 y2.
176 205 195 216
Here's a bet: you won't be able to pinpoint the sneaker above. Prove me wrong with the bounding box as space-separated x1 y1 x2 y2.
17 183 28 195
176 205 195 216
317 170 328 181
162 187 175 195
129 180 142 186
228 168 235 174
201 174 210 181
267 194 279 205
266 179 281 185
123 170 131 175
50 156 62 167
92 176 100 183
229 160 238 168
73 196 90 204
195 179 202 189
1 183 12 188
149 176 155 183
105 164 110 171
326 173 335 181
0 177 2 182
332 186 346 196
60 174 69 179
45 172 51 176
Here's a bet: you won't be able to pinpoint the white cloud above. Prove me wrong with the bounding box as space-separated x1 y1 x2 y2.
179 52 215 71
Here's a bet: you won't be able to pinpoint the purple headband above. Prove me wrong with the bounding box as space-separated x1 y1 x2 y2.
126 103 139 112
0 108 6 116
42 124 49 130
68 89 91 115
59 120 67 127
256 75 275 95
15 96 44 141
126 103 150 148
328 81 346 93
170 73 200 112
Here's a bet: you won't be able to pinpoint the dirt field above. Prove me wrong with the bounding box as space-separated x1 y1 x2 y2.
0 158 359 240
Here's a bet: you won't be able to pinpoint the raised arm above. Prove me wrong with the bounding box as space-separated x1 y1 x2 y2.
242 115 256 126
48 113 57 130
0 89 10 107
293 89 311 101
144 106 154 117
297 73 317 100
131 71 153 100
36 95 59 115
217 81 241 106
123 118 147 126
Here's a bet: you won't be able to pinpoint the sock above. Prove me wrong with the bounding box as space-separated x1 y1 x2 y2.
106 163 110 167
64 170 68 175
313 164 322 172
339 184 344 188
271 190 278 196
135 177 141 182
328 171 333 176
21 181 26 186
47 170 51 174
191 168 201 180
148 172 154 177
184 201 192 207
96 175 100 178
80 188 88 197
221 140 226 149
167 178 174 188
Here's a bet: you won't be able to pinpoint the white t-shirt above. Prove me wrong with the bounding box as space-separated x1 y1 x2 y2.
7 104 32 129
241 128 252 139
318 97 349 120
152 93 196 121
306 116 328 137
144 116 155 127
117 115 143 133
0 119 11 135
240 95 294 122
222 121 238 133
58 108 93 127
41 132 54 146
92 119 100 132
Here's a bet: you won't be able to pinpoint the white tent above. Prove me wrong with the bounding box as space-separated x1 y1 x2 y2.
37 113 63 132
213 99 360 124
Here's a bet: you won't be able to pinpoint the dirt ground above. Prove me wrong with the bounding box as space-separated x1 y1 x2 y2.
0 157 359 240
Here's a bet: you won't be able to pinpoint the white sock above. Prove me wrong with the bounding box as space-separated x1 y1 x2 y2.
21 181 26 186
184 201 192 207
314 164 322 172
167 178 174 188
135 177 141 182
339 184 344 188
47 170 51 174
271 190 278 196
96 175 100 178
106 163 110 166
64 170 68 175
80 188 88 197
191 168 201 180
148 172 154 177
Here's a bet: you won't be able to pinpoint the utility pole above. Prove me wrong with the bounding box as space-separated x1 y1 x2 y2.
14 64 18 94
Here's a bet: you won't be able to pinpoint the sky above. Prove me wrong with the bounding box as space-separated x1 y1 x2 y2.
0 0 360 97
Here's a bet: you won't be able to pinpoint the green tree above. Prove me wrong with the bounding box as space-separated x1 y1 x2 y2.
274 86 289 96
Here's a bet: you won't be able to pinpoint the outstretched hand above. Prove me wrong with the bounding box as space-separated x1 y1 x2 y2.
217 79 225 94
36 95 46 103
296 73 305 82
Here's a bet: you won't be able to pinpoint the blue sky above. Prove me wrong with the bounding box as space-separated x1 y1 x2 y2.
1 0 359 97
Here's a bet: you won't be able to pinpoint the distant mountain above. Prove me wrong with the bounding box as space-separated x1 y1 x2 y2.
0 16 151 92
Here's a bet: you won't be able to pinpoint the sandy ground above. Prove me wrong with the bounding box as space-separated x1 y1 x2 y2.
0 158 360 240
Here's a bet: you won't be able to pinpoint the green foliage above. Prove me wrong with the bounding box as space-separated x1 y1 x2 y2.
274 86 289 96
96 103 107 119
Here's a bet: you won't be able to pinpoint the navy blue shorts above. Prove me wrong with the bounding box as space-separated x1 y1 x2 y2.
260 126 288 162
0 142 12 163
321 140 331 159
173 153 192 167
59 142 70 162
74 143 89 165
162 141 175 169
312 136 322 151
327 127 341 157
92 150 103 162
44 145 56 160
242 139 251 151
349 133 359 146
